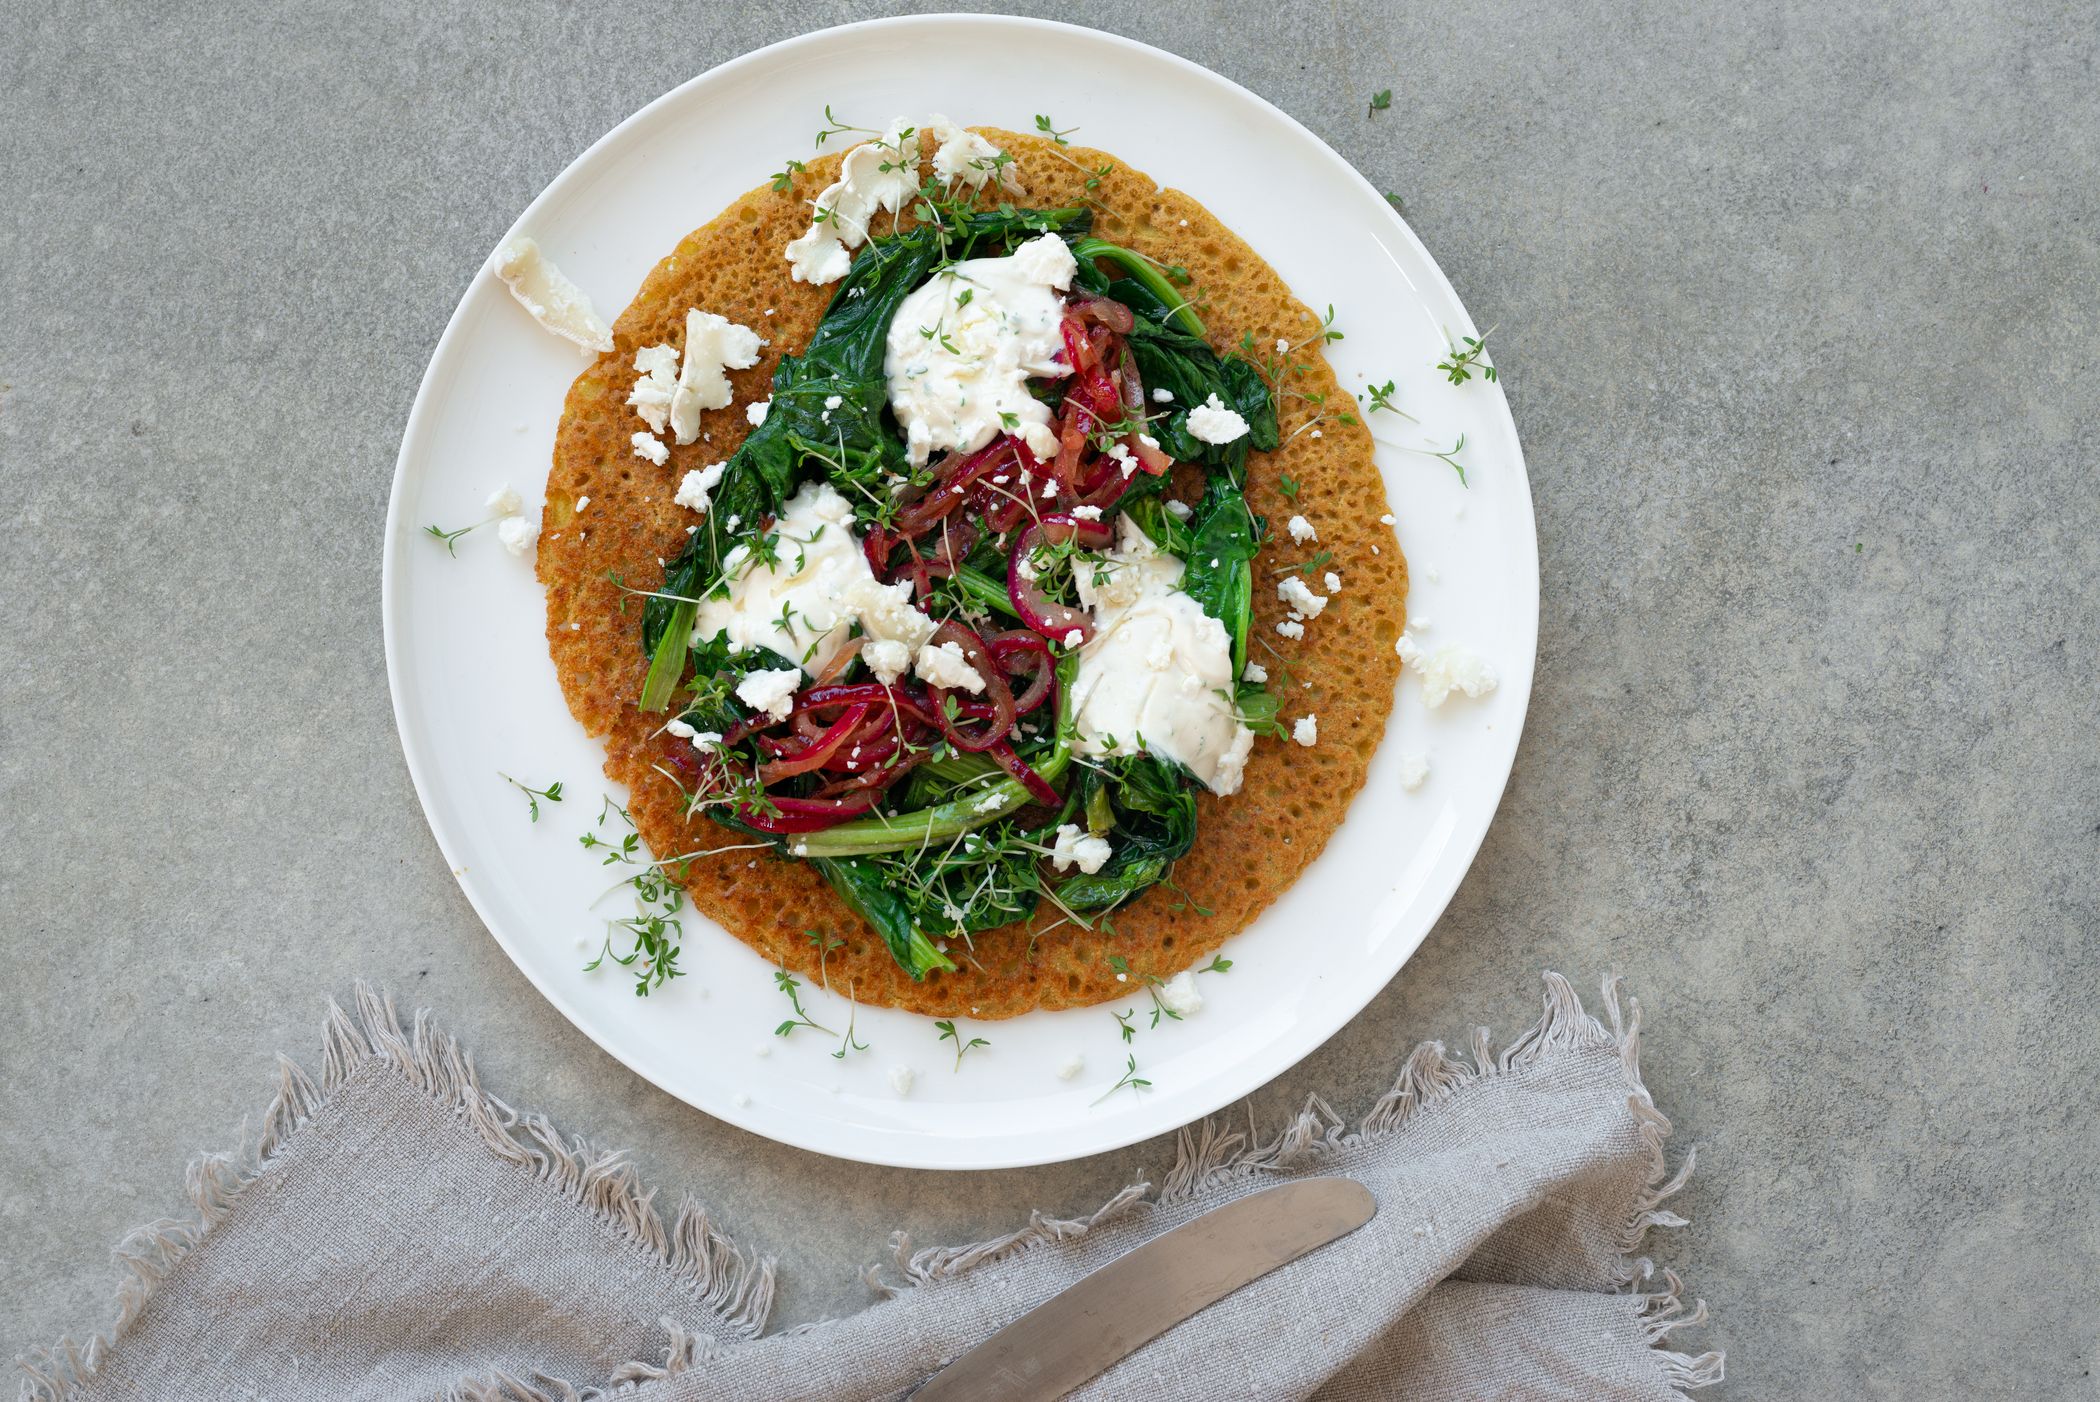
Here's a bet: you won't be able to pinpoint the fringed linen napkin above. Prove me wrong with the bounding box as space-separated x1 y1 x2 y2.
19 975 1722 1400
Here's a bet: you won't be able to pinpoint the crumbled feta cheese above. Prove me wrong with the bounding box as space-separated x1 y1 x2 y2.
669 311 762 444
1277 575 1328 617
1057 1053 1085 1081
1379 513 1396 526
489 236 612 352
1242 662 1268 684
631 432 668 465
1324 571 1342 593
1071 505 1103 521
732 1092 751 1108
1423 563 1440 583
496 516 537 557
1152 386 1174 403
1276 619 1305 639
1293 714 1318 747
1163 499 1193 521
1287 515 1317 543
888 1064 916 1098
665 719 724 752
1050 823 1113 874
485 484 523 516
823 393 843 411
1398 751 1430 791
926 113 1026 195
574 495 590 512
627 343 678 433
1185 392 1250 446
1395 635 1499 708
1158 970 1204 1016
973 791 1008 815
1063 629 1083 648
916 639 987 693
863 637 913 685
746 399 770 426
735 667 803 721
1106 441 1140 478
674 463 726 513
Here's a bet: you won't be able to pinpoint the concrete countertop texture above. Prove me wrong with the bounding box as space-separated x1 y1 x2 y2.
4 1 2096 1395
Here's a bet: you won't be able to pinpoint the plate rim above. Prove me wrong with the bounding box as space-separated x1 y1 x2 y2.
381 11 1540 1170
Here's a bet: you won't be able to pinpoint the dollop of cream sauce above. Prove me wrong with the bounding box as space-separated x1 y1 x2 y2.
1070 516 1255 796
884 232 1075 468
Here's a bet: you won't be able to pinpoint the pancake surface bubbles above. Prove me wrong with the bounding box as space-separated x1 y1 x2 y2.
540 130 1408 1017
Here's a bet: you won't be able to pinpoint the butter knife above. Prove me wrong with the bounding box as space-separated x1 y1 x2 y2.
911 1176 1377 1400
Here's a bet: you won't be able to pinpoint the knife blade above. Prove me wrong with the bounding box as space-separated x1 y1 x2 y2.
911 1176 1377 1401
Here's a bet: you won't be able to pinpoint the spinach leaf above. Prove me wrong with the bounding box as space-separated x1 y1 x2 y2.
1069 238 1279 478
894 840 1042 939
1178 482 1262 674
813 857 959 980
1120 494 1196 557
1052 754 1199 911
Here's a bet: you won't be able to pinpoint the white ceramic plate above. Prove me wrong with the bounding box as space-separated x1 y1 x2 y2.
383 15 1536 1169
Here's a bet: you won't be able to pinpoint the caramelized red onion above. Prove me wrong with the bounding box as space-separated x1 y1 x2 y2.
922 620 1015 753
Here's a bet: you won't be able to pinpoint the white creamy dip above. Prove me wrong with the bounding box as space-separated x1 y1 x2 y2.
884 231 1074 467
691 481 933 676
1068 516 1255 796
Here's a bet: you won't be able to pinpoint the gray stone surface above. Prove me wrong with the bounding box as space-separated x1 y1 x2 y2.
2 0 2095 1394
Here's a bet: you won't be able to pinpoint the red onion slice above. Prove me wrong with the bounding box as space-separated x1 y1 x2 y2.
986 739 1061 806
923 620 1016 753
758 703 870 782
1007 522 1095 644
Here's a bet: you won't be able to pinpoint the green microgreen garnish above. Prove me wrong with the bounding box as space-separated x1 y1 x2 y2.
1435 326 1498 386
1092 1053 1151 1105
773 969 833 1038
500 773 563 821
935 1019 989 1070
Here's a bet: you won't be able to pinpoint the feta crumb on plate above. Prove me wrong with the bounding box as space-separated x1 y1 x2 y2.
496 516 537 557
1399 751 1430 790
1158 970 1203 1016
1395 635 1499 708
1057 1053 1085 1081
485 484 523 517
889 1065 916 1098
489 236 612 352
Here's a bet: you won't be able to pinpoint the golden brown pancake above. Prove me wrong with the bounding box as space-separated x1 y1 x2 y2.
538 129 1406 1017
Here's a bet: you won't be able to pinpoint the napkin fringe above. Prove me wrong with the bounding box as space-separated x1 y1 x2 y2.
16 982 775 1402
851 973 1718 1392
